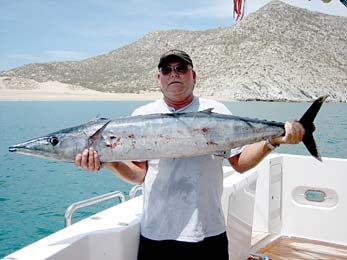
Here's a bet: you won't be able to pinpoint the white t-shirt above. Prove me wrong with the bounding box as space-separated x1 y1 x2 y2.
132 96 242 242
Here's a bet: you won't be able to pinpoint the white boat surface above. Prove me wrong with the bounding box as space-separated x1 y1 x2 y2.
2 153 347 260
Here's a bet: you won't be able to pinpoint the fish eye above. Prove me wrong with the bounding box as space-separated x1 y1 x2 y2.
49 136 59 146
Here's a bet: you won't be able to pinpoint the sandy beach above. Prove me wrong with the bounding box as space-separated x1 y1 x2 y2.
0 78 163 101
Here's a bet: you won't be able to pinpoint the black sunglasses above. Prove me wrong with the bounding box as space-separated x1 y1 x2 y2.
160 64 192 75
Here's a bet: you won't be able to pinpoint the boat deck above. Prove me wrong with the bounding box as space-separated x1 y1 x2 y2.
257 236 347 260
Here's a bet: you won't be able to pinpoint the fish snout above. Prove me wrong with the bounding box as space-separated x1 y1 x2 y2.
9 147 17 152
9 144 24 152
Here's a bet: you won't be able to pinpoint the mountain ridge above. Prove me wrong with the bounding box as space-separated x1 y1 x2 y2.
1 0 346 102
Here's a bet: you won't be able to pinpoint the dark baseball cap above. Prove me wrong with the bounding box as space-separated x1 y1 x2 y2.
158 50 193 68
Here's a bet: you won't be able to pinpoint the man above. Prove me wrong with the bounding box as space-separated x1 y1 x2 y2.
75 50 304 260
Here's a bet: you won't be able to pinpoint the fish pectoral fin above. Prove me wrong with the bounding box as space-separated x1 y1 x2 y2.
200 108 214 113
89 120 111 146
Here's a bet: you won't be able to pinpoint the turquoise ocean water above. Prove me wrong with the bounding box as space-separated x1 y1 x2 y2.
0 100 346 257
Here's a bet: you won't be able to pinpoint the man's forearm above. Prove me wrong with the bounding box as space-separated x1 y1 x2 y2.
228 140 273 173
103 161 147 184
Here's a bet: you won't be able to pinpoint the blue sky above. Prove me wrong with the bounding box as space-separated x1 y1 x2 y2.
0 0 345 71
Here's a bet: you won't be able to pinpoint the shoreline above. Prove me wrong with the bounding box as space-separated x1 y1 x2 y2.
0 89 338 103
0 78 165 101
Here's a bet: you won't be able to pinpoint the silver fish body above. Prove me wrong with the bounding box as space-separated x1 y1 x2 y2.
8 112 284 162
93 112 284 161
9 96 327 162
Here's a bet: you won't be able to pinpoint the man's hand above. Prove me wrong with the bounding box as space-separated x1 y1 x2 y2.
75 147 102 172
272 120 305 146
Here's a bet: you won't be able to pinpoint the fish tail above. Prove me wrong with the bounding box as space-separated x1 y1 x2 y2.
298 96 328 161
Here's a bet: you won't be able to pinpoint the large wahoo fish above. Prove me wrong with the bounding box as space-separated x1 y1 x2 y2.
9 96 327 162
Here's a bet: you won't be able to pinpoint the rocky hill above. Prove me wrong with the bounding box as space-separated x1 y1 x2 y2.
1 0 346 102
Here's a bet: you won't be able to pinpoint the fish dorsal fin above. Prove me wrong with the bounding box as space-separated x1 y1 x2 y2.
200 108 214 113
89 116 110 123
89 120 111 146
213 150 231 158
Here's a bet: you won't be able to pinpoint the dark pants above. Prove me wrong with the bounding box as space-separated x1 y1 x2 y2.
137 232 229 260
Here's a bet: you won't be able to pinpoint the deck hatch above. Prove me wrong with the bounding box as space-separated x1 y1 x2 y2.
292 186 338 208
304 190 326 202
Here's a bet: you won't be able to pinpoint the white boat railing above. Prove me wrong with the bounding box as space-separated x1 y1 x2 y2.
129 185 143 199
64 191 126 227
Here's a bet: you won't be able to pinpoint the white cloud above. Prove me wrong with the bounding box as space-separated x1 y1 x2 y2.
7 50 89 65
